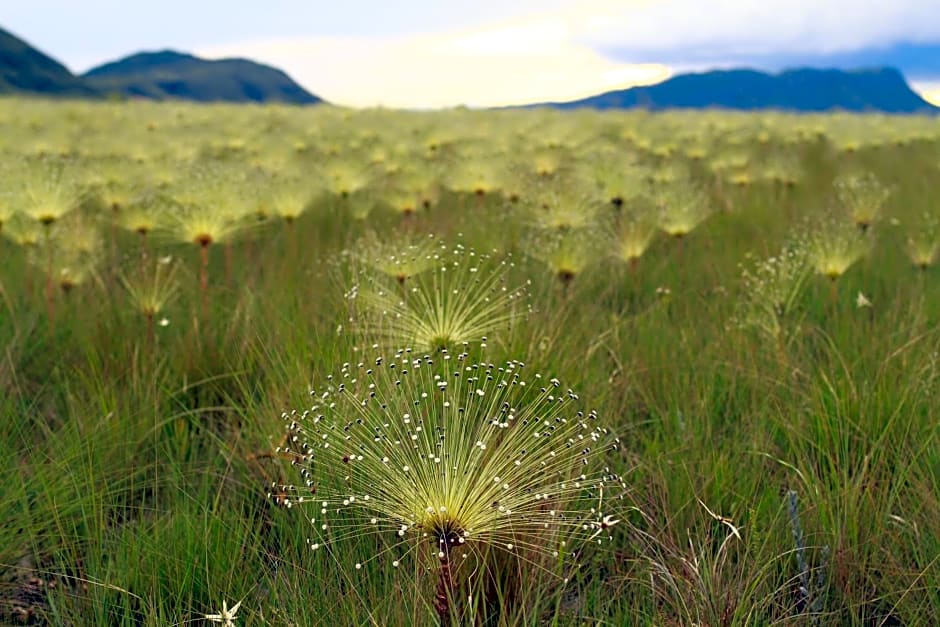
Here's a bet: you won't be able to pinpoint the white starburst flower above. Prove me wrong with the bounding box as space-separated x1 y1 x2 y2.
205 600 242 626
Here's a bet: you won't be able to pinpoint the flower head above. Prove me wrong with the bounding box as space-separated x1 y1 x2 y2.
20 157 81 227
834 171 891 231
349 241 528 351
652 179 711 238
274 350 623 575
526 228 598 286
905 210 939 270
120 255 181 318
807 214 870 280
164 162 257 247
609 197 659 266
205 600 242 626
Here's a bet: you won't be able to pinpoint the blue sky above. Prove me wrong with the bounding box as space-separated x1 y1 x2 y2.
4 1 940 107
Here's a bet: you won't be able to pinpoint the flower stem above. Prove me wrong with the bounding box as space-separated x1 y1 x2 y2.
43 225 55 331
199 241 210 322
434 549 455 626
145 311 154 355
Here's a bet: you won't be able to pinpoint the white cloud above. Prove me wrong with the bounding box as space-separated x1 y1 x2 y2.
911 81 940 106
195 2 669 108
581 0 940 58
194 0 939 108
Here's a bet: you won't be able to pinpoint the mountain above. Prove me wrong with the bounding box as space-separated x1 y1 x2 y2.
537 68 938 113
0 26 95 95
0 26 321 104
83 50 321 104
742 43 940 83
604 42 940 84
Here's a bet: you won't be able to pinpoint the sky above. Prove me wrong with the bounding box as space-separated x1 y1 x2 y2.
4 0 940 107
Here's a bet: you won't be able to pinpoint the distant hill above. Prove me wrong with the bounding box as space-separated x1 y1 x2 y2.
0 26 321 104
748 43 940 84
83 51 321 104
537 68 938 113
0 26 95 96
604 42 940 85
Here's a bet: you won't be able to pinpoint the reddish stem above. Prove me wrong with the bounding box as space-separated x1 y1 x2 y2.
434 549 455 625
224 241 234 283
44 230 55 331
145 311 154 355
199 242 210 321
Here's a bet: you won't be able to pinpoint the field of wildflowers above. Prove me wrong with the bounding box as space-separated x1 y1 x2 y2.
0 99 938 625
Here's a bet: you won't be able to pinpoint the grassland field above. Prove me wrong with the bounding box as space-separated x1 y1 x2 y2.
0 99 938 626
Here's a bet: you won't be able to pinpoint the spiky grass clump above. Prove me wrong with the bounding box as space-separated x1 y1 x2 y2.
274 349 623 620
349 241 528 351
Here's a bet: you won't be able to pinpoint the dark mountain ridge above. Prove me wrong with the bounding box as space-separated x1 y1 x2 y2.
82 50 321 104
536 67 937 113
0 26 94 95
0 27 321 104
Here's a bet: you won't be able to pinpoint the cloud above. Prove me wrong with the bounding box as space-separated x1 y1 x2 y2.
583 0 940 61
910 81 940 106
194 0 940 108
195 2 669 108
